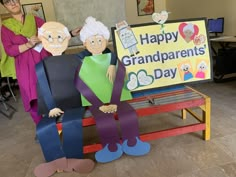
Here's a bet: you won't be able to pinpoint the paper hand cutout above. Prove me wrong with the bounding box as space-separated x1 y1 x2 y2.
49 108 64 118
99 104 117 113
106 65 116 83
70 26 82 37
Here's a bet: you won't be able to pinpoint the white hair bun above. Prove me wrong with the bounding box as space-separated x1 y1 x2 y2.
80 16 110 42
85 16 96 24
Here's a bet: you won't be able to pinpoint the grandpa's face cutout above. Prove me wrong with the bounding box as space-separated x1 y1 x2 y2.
38 22 71 56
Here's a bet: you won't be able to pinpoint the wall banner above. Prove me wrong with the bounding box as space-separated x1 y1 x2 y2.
111 18 213 92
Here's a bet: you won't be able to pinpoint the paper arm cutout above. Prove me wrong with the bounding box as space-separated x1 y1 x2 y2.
36 62 56 109
106 52 117 83
106 65 116 83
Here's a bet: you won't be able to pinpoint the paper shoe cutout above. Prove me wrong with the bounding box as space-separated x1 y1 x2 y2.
122 137 150 156
127 70 154 90
95 144 123 163
152 10 169 24
34 157 95 177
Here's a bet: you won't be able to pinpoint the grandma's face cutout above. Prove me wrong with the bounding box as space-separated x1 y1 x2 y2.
38 22 71 56
84 35 107 55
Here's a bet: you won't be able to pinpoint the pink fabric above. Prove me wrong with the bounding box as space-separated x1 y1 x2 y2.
29 99 42 124
1 16 51 113
195 71 205 79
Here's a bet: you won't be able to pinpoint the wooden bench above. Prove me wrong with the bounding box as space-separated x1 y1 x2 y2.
56 85 211 154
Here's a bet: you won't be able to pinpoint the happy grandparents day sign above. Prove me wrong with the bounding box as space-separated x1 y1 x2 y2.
112 17 212 92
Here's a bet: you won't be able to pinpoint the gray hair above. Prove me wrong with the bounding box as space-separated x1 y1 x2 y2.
80 16 110 42
183 23 194 32
38 22 70 37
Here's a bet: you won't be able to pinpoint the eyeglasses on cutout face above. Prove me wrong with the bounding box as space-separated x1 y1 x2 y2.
41 34 67 43
3 0 19 6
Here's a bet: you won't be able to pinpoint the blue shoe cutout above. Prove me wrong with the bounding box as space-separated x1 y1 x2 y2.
95 143 123 163
122 137 151 156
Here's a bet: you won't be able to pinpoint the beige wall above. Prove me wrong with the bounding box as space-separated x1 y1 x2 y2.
125 0 166 25
166 0 236 36
1 0 236 36
0 0 56 21
1 0 236 45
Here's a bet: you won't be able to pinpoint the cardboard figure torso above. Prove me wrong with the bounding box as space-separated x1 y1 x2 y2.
37 54 82 115
79 53 132 106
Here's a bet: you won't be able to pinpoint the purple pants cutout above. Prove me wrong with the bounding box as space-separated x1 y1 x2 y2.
89 101 139 149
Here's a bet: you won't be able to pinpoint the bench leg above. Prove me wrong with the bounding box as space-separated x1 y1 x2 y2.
181 109 187 120
203 97 211 140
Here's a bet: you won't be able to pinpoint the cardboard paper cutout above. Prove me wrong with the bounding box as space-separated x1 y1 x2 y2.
195 59 209 79
179 22 199 43
127 70 154 90
38 22 71 56
79 53 132 106
111 18 212 91
152 10 170 33
76 16 150 163
193 34 206 45
34 22 94 177
178 61 194 81
116 21 140 57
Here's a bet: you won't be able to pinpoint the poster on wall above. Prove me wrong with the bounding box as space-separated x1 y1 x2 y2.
22 3 46 21
137 0 154 16
111 18 212 92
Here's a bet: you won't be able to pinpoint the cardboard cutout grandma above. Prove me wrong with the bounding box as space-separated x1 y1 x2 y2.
75 16 150 163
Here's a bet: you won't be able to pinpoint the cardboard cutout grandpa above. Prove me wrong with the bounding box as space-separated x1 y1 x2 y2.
34 22 94 177
74 16 150 163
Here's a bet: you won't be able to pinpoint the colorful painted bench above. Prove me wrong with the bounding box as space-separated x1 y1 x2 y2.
56 85 211 154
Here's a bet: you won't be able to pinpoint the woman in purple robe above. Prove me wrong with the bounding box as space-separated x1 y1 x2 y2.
0 0 51 124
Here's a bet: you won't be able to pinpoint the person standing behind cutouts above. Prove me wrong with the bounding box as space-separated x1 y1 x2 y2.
0 0 51 125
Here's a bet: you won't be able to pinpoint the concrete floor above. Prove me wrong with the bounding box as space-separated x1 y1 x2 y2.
0 80 236 177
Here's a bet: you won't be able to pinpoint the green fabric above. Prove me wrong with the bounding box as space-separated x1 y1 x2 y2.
0 14 36 79
2 14 36 38
79 53 132 106
0 44 16 79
